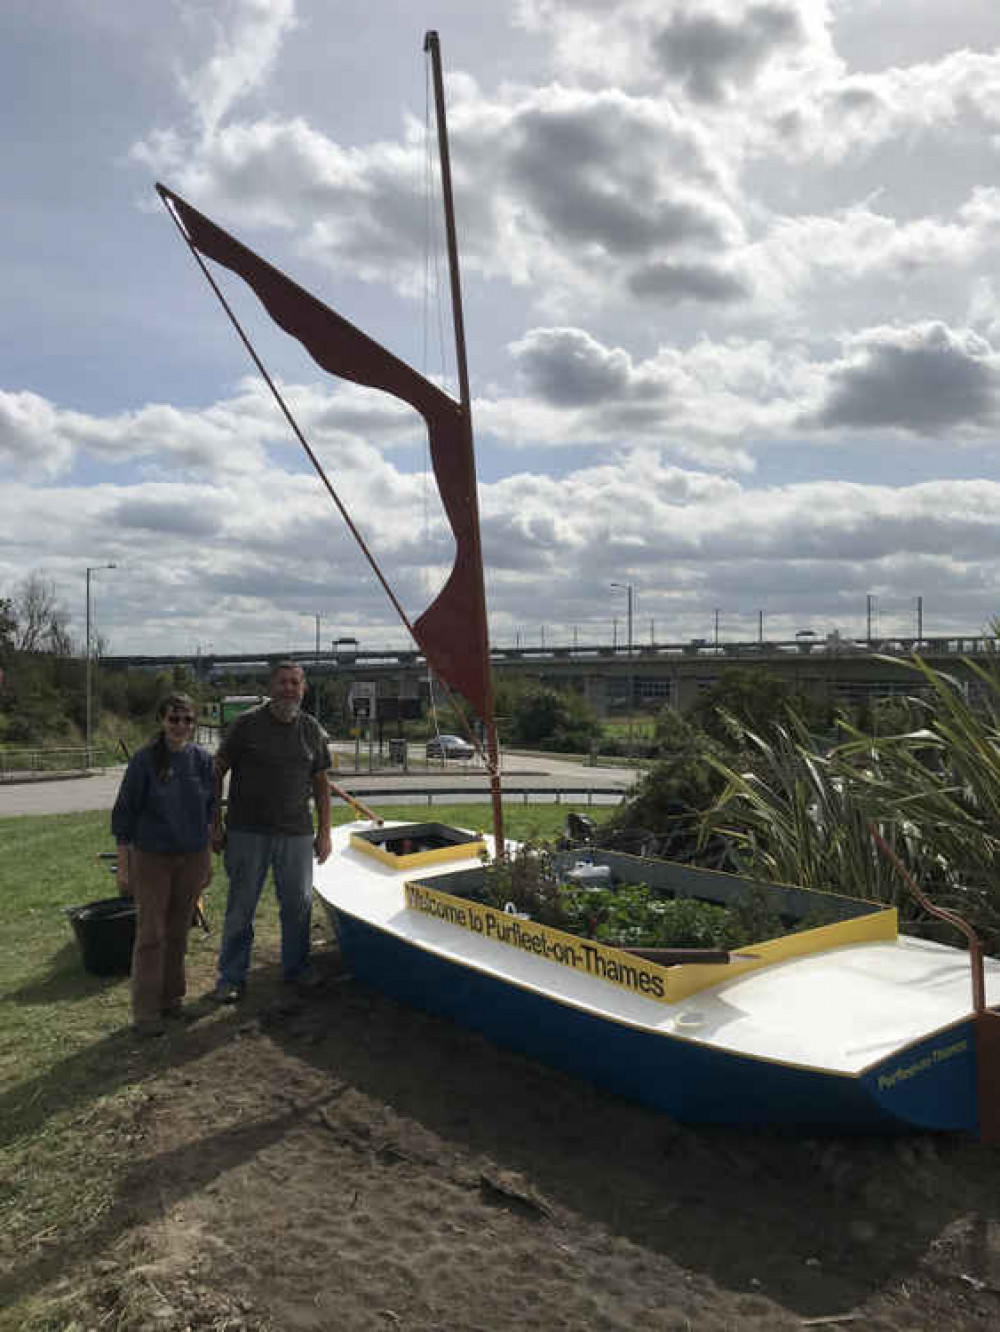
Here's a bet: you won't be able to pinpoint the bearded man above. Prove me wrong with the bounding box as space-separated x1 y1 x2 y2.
211 660 332 1001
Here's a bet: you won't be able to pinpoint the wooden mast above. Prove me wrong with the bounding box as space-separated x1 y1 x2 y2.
424 30 505 858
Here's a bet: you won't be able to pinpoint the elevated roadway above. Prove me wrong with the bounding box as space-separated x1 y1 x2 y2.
103 635 1000 715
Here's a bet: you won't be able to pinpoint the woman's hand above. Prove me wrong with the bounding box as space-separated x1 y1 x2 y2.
116 844 132 897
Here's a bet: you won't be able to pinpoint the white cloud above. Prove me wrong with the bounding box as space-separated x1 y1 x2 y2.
767 47 1000 165
6 407 1000 652
733 188 1000 324
0 376 431 483
651 1 810 104
0 392 74 476
133 69 742 304
811 322 1000 434
128 1 1000 352
176 0 297 134
516 0 839 94
7 0 1000 655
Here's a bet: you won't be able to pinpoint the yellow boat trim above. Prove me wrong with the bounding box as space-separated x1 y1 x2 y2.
403 876 899 1006
350 830 486 871
664 906 899 1001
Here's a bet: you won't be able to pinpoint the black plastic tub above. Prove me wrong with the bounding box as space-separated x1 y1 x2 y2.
67 896 137 976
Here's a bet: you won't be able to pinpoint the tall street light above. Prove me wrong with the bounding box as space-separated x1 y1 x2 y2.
610 582 633 755
312 613 323 724
610 582 633 656
86 563 116 768
609 583 633 655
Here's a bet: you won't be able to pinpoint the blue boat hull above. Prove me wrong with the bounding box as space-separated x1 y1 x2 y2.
327 904 981 1136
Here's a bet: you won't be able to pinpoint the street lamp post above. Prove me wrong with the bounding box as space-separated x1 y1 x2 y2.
313 614 322 724
301 614 328 724
85 563 116 768
611 582 634 755
611 583 633 656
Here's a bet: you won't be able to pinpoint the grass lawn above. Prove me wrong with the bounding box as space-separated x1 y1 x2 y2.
0 801 599 1329
602 718 656 743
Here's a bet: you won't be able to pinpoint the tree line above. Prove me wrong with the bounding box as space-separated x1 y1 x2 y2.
1 573 73 657
0 572 191 749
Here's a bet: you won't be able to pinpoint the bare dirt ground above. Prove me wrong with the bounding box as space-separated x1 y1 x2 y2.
9 932 1000 1332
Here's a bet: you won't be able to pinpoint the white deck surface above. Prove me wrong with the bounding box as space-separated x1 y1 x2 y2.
313 822 1000 1076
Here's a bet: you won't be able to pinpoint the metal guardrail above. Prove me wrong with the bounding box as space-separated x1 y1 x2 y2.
345 785 626 806
0 747 112 782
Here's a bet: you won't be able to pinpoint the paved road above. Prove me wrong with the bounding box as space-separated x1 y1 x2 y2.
0 751 641 819
0 767 131 818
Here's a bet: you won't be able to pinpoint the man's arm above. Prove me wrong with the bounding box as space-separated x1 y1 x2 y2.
311 768 332 864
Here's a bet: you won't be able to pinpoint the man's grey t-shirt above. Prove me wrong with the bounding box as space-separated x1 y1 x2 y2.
220 705 331 837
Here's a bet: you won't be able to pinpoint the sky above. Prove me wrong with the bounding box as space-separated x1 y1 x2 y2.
4 0 1000 660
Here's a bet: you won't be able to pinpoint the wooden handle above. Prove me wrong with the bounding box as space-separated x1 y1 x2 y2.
331 781 383 825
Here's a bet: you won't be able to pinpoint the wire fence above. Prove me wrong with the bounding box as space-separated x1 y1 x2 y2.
0 747 116 782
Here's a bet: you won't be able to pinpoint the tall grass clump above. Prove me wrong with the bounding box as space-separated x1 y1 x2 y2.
701 710 913 905
701 650 1000 952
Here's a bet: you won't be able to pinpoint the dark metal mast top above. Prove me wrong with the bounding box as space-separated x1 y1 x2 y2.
424 30 472 419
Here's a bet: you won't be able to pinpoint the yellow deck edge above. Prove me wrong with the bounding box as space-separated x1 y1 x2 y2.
350 829 486 871
403 876 899 1006
664 906 899 1001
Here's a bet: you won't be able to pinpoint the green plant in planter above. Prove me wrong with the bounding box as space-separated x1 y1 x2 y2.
556 882 748 950
478 838 567 927
590 883 737 949
558 885 614 938
478 841 828 952
726 882 786 947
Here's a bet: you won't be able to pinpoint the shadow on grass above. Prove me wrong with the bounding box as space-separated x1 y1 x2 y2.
3 941 123 1006
0 958 290 1149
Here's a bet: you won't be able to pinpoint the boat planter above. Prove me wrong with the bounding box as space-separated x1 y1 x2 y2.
315 822 1000 1139
160 31 1000 1145
402 856 897 1008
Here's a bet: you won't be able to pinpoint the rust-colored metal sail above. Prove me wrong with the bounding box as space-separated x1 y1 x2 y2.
156 183 492 723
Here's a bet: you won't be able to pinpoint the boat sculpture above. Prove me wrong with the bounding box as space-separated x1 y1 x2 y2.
313 824 1000 1138
159 34 1000 1140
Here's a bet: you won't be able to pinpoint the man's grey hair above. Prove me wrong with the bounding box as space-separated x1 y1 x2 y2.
269 659 304 680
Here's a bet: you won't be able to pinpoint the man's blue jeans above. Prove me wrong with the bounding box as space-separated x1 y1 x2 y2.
217 829 315 987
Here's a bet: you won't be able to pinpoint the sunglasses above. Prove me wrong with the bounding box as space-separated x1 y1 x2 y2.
165 714 196 725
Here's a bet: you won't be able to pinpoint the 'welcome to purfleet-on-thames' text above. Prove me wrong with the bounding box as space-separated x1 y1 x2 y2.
404 882 667 1000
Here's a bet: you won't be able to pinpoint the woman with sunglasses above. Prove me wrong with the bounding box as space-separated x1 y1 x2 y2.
112 692 215 1036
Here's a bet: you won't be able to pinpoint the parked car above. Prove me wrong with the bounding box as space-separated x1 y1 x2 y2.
426 734 475 760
